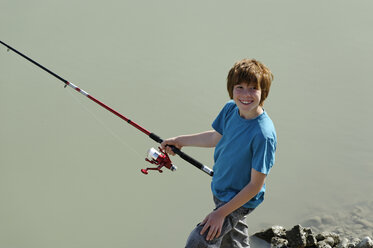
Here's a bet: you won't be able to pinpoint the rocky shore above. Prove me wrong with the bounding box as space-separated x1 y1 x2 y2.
254 224 373 248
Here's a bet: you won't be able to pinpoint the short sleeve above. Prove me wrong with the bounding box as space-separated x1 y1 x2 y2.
212 101 235 135
252 135 277 175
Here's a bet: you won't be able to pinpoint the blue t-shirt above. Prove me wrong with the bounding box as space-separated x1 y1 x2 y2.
211 100 277 209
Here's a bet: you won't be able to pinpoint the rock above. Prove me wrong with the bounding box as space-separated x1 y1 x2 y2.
286 225 307 248
324 237 335 246
330 233 341 245
316 231 341 246
304 227 317 247
271 237 289 248
317 240 332 248
336 238 349 248
356 237 373 248
254 225 286 243
349 238 362 248
253 224 372 248
316 232 339 241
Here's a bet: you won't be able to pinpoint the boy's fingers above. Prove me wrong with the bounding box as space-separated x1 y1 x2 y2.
201 216 208 225
165 146 175 155
200 220 209 235
216 228 221 238
161 142 174 155
207 227 218 241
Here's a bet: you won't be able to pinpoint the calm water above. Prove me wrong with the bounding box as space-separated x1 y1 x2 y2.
1 1 373 247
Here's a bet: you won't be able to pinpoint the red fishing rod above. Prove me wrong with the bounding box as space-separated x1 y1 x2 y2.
1 40 213 176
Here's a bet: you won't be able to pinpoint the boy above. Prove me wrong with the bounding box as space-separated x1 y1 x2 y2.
161 59 276 248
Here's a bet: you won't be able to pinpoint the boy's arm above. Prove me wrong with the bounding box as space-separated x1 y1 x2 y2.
161 130 222 155
200 169 266 241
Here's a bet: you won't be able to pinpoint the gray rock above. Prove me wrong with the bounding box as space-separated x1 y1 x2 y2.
356 237 373 248
324 237 335 246
330 232 341 246
271 237 289 248
254 225 286 243
349 238 362 248
316 231 341 246
253 224 371 248
304 227 317 247
336 238 349 248
286 225 307 248
317 241 332 248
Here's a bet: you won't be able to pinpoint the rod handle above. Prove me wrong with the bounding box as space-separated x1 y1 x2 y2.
171 146 214 176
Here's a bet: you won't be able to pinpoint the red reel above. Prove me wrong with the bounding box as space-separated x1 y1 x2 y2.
141 147 177 175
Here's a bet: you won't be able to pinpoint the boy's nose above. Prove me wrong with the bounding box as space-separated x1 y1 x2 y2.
241 88 251 95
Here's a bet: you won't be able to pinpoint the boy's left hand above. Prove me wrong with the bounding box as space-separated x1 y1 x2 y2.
200 209 226 241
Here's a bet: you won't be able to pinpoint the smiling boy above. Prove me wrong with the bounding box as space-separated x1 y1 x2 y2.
161 59 276 248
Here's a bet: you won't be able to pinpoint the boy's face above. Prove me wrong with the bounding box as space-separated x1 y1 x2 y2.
232 81 262 119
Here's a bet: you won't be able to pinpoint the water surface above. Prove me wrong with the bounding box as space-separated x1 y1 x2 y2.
1 1 372 247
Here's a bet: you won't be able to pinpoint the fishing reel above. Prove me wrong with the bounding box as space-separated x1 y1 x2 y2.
141 147 177 175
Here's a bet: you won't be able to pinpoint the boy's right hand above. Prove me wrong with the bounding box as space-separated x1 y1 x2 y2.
161 137 183 156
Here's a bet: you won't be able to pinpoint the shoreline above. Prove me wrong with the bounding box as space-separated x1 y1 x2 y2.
252 225 372 248
300 200 373 241
250 200 373 247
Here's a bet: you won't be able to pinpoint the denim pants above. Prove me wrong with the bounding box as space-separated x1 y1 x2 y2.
185 196 254 248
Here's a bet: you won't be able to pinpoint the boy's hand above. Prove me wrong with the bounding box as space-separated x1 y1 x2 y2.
200 209 226 241
160 137 183 156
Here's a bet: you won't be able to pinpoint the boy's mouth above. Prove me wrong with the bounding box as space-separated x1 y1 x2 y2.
239 99 253 105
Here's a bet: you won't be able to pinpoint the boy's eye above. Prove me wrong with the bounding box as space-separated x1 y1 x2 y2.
234 84 259 91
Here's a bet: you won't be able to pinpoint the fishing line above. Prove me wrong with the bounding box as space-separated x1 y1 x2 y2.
65 87 144 160
0 40 213 176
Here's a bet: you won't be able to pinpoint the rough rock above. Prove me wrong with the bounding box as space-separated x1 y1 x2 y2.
271 237 289 248
324 237 336 246
348 238 362 248
316 232 341 246
254 224 372 248
356 237 373 248
317 240 332 248
336 238 349 248
304 227 317 247
253 225 286 243
286 224 307 248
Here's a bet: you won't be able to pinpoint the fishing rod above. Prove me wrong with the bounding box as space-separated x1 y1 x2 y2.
0 40 214 177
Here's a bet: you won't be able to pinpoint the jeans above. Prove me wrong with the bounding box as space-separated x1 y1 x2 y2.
185 196 254 248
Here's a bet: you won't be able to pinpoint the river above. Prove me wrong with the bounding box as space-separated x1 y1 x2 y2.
1 1 372 247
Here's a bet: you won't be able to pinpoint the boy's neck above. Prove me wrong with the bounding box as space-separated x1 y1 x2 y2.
239 106 263 120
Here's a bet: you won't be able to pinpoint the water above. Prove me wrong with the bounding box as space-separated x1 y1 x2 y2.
1 1 373 247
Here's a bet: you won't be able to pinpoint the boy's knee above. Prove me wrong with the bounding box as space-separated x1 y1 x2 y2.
185 226 206 248
185 225 220 248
